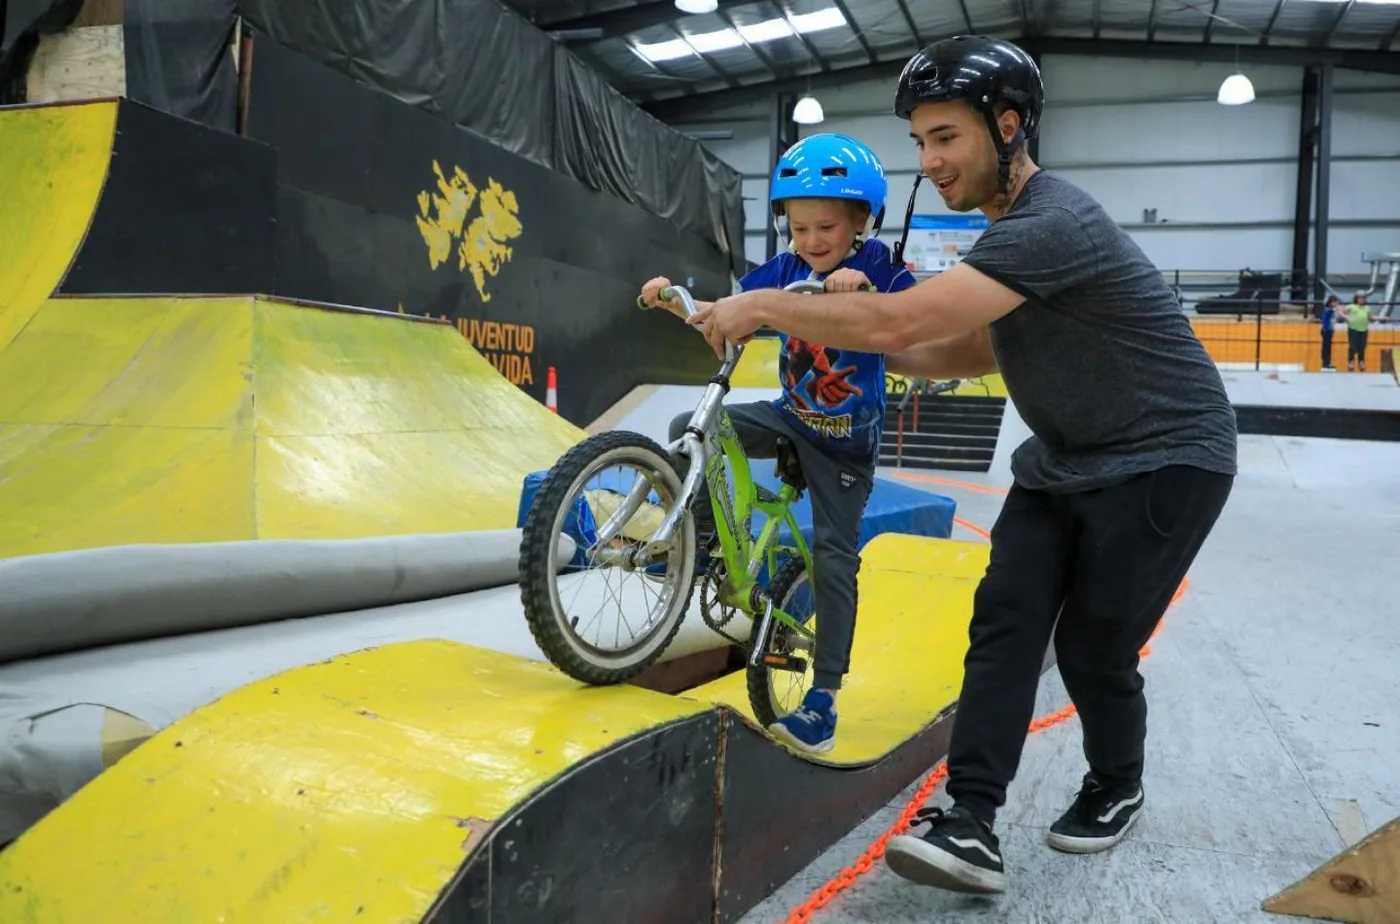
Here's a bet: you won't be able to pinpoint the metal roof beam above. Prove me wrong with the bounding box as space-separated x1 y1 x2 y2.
638 35 1400 117
1028 36 1400 74
542 0 755 38
831 0 878 64
1260 0 1288 44
641 57 907 118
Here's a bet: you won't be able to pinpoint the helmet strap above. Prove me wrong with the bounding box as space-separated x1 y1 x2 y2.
891 173 925 268
982 107 1026 195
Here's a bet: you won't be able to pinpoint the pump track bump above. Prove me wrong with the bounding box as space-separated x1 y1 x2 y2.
0 533 1019 924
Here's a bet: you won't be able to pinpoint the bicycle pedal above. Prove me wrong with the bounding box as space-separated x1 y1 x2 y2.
759 652 807 673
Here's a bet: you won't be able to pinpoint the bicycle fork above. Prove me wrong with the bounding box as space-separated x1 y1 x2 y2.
586 431 706 568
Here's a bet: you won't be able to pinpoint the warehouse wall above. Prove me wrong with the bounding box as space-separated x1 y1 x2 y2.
677 55 1400 280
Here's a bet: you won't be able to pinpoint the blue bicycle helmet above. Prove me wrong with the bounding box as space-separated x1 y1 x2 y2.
770 132 888 241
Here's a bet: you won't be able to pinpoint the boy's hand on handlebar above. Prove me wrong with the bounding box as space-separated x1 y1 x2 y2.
823 269 874 293
639 276 673 309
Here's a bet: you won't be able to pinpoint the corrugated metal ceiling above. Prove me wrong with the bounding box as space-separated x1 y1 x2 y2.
504 0 1400 103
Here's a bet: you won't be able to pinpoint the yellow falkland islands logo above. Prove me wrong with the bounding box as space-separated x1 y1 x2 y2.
415 159 522 302
409 159 535 387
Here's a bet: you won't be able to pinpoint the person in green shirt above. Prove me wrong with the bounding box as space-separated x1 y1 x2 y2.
1345 293 1371 372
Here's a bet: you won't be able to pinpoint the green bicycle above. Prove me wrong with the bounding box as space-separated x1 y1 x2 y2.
517 279 825 726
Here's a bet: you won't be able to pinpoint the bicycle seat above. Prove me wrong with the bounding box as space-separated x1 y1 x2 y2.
773 437 806 494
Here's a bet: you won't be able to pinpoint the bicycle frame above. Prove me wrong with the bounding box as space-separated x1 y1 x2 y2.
588 280 825 650
703 409 813 614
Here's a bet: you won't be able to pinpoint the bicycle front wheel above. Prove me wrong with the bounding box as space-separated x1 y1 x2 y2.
518 430 698 685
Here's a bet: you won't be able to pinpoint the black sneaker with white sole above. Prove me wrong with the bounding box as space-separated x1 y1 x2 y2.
1045 772 1145 854
884 805 1006 894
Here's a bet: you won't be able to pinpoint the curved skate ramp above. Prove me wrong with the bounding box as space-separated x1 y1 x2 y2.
0 295 583 559
0 531 747 845
0 533 1010 924
0 101 113 352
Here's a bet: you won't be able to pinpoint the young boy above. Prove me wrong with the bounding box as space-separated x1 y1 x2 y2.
637 132 916 754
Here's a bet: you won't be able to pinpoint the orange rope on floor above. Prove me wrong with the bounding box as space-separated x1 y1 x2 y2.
778 527 1191 924
954 517 991 541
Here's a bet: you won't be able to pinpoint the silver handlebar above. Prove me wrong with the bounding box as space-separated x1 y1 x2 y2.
658 284 702 319
654 277 845 361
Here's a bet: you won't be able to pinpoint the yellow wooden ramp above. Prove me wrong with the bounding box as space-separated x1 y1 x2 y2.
0 533 985 923
0 295 584 559
0 100 115 352
688 532 987 766
0 639 709 922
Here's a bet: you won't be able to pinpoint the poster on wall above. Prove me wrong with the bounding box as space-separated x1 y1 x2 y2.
901 214 989 272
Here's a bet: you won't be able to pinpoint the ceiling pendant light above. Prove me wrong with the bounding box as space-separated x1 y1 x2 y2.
675 0 718 13
1217 72 1255 105
792 95 824 124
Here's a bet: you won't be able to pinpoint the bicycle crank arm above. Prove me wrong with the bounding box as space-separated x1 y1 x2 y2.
747 601 776 668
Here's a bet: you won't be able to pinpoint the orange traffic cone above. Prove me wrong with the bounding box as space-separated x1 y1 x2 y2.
546 366 558 414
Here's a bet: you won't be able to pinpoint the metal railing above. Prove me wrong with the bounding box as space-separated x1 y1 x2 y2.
1159 267 1398 371
887 376 970 469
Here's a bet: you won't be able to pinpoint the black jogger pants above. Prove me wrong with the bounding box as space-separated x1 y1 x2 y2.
944 464 1234 827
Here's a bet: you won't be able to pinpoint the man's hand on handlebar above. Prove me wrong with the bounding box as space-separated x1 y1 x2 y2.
687 292 767 359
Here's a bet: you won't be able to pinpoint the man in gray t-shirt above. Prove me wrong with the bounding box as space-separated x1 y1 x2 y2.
962 167 1238 493
690 35 1237 900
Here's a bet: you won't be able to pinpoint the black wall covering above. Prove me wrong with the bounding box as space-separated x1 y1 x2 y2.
233 0 745 275
0 0 81 103
244 36 725 425
59 99 278 295
123 0 239 132
0 0 76 56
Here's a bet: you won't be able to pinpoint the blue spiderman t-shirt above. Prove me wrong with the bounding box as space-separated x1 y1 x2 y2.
738 236 917 461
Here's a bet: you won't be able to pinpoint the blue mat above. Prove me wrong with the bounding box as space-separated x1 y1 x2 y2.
517 465 956 575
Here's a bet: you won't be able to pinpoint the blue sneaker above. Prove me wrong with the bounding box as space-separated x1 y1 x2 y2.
768 688 837 754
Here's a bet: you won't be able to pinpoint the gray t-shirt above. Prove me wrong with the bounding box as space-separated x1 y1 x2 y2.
959 170 1238 493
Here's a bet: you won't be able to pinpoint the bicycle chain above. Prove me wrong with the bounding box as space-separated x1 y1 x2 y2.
698 557 750 648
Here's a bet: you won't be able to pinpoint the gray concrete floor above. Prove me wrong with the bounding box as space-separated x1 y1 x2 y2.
739 389 1400 923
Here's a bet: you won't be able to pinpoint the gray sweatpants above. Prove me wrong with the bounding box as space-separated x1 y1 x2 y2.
668 401 875 690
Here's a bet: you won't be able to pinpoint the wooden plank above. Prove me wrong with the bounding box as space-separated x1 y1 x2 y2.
26 25 125 103
1264 816 1400 924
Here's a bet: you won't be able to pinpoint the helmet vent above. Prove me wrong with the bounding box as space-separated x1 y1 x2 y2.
820 167 848 177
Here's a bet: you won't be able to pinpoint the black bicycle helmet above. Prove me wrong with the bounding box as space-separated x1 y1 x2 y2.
894 36 1044 192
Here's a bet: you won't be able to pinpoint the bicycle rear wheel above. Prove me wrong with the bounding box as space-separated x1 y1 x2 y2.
518 430 698 685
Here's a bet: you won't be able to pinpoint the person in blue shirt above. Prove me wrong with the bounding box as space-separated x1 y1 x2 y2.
637 132 916 754
1319 295 1338 370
